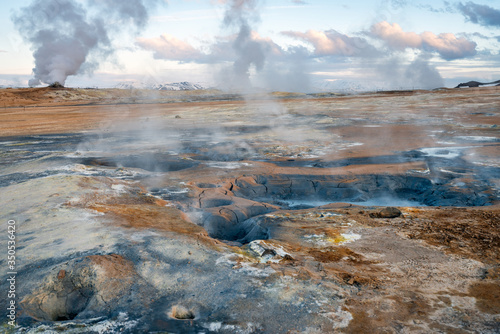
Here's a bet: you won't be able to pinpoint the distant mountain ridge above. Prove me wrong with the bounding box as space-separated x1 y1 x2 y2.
455 80 500 88
115 81 205 91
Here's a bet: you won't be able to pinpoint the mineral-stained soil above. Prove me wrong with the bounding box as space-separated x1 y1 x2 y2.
0 87 499 333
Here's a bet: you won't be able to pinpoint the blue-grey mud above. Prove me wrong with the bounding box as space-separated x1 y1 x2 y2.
0 86 499 333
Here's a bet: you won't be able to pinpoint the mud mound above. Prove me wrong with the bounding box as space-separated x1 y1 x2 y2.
20 254 149 321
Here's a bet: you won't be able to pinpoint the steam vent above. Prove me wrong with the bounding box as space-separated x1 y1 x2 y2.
1 87 499 333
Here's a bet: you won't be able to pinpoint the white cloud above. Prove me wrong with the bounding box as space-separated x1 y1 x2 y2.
369 21 477 60
135 34 203 61
281 29 378 57
136 30 282 64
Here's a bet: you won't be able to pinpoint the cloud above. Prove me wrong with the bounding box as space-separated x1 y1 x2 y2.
136 34 203 61
283 25 476 61
370 21 477 60
456 2 500 28
388 0 409 9
282 29 378 57
137 30 282 64
463 32 493 39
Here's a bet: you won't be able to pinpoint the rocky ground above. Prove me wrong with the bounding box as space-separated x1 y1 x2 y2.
0 87 499 333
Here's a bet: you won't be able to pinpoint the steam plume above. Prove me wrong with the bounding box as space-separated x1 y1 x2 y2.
374 54 444 89
404 54 444 89
221 0 266 90
12 0 160 87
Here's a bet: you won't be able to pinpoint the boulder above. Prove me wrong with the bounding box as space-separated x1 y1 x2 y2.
369 207 402 218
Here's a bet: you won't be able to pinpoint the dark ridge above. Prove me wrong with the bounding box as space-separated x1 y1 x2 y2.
455 80 500 88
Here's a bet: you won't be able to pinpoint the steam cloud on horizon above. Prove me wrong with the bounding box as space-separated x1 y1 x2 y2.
371 54 444 90
12 0 161 87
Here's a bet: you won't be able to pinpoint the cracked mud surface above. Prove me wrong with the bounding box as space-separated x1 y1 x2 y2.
0 87 499 333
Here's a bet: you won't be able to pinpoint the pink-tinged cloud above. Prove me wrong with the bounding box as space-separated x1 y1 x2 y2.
282 29 378 57
136 34 203 61
369 22 421 49
137 30 282 64
370 21 477 60
246 30 283 57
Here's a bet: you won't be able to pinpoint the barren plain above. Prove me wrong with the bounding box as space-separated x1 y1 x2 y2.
0 87 499 333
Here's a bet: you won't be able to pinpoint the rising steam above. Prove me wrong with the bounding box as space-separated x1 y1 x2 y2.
371 54 444 90
12 0 160 87
221 0 266 90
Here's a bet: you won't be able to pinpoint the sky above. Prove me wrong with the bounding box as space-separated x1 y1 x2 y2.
1 0 500 91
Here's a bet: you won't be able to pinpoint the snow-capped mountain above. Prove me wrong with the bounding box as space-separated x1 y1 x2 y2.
115 81 205 91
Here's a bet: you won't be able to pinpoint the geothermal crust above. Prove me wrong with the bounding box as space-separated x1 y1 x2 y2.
0 87 499 333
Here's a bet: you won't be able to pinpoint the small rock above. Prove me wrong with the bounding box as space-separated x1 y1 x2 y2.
281 254 295 262
248 241 267 257
369 207 402 218
57 270 66 280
